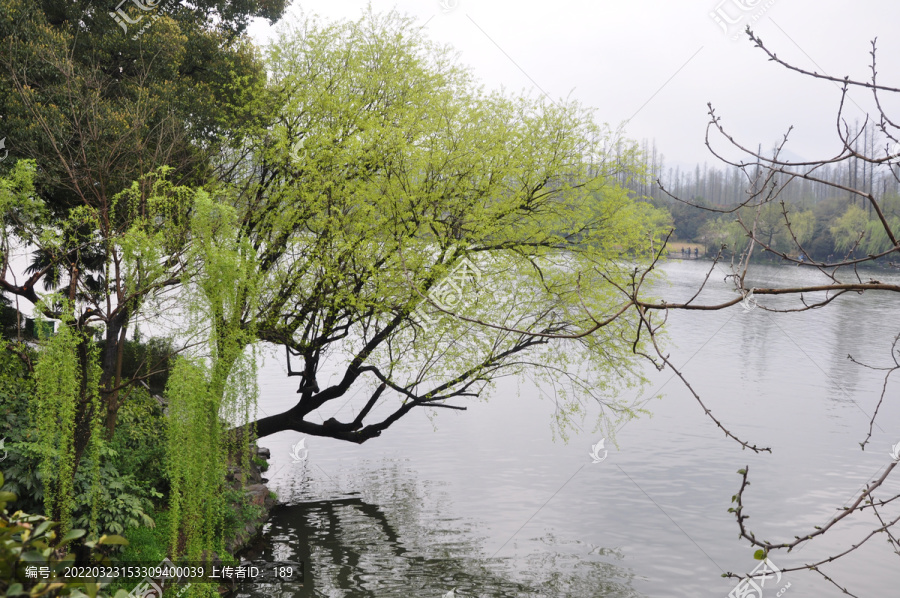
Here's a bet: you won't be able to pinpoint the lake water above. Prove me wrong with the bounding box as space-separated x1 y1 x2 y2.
235 260 900 597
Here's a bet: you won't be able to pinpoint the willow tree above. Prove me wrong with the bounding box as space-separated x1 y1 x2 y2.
191 8 670 448
164 190 261 565
31 303 104 536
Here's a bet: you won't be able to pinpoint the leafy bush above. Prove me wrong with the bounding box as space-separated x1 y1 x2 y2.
217 488 264 549
0 347 164 540
108 385 168 502
0 338 172 523
0 470 132 598
104 508 172 597
118 509 170 564
0 343 44 516
0 439 44 517
72 451 161 538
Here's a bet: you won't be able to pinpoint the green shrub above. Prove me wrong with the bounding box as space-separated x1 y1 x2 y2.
0 353 166 539
119 509 170 564
217 488 264 550
72 451 161 538
0 470 132 598
0 343 43 516
108 385 168 502
104 508 172 596
0 339 171 522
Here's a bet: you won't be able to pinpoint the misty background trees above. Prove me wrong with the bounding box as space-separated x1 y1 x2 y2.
624 122 900 260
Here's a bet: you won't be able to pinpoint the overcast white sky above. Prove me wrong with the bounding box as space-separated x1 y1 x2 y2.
246 0 900 172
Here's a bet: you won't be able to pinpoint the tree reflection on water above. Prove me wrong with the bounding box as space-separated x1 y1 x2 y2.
233 462 642 598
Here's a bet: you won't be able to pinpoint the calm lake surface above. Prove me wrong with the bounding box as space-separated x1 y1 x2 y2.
235 260 900 597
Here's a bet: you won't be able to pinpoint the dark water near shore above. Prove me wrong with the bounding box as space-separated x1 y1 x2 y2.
235 260 900 597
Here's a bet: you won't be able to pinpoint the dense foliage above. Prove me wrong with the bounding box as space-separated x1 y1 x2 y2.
0 5 672 595
0 469 131 598
650 189 900 262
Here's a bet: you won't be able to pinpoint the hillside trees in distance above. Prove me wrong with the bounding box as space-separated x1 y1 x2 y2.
631 123 900 260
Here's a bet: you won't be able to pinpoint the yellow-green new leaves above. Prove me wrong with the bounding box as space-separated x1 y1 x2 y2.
0 161 44 244
28 294 105 540
830 203 900 255
260 7 666 303
164 189 261 567
164 356 219 561
233 8 670 440
114 168 194 275
188 190 259 340
31 317 80 536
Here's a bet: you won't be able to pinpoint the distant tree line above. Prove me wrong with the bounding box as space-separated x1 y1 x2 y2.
609 126 900 262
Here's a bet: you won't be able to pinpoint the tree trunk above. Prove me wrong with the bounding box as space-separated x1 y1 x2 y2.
102 312 128 438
